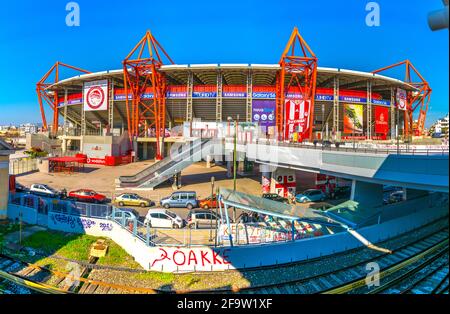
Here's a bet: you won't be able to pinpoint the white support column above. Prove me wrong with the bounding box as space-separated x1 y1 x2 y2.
333 76 340 140
108 80 114 132
246 69 252 122
63 89 68 136
186 72 193 122
367 80 372 140
390 87 396 140
216 71 223 122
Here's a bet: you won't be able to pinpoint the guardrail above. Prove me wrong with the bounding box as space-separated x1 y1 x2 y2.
229 138 450 156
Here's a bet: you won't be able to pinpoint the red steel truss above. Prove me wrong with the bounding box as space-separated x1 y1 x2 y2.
123 30 174 160
372 60 431 137
276 27 318 141
36 62 90 135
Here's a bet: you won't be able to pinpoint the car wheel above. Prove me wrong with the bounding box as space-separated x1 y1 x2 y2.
140 203 146 208
118 201 124 207
164 203 170 209
187 203 193 210
203 204 209 209
173 223 179 229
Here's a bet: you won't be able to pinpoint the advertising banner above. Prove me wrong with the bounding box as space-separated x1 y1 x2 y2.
343 104 363 134
396 88 407 111
252 100 276 133
83 80 108 111
374 106 389 135
284 99 310 141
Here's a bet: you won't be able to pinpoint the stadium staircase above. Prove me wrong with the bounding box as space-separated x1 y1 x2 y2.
117 138 212 190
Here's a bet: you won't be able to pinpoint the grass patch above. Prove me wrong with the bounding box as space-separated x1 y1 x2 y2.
97 242 142 269
132 271 175 284
22 231 97 261
0 223 21 244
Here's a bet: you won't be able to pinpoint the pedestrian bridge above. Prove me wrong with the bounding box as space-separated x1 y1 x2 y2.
226 142 449 193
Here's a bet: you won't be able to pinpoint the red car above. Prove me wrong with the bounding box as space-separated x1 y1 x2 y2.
198 194 223 209
68 189 106 203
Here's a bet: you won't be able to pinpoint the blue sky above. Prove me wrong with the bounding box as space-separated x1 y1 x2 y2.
0 0 448 127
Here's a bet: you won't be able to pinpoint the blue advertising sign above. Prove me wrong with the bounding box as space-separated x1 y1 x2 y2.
252 92 276 99
223 91 247 98
193 92 217 98
252 100 276 133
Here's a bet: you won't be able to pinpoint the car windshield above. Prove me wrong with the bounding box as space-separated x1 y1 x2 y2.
165 211 176 219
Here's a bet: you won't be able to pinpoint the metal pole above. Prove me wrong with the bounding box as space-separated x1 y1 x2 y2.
233 119 237 192
214 187 219 247
397 107 400 154
209 176 215 241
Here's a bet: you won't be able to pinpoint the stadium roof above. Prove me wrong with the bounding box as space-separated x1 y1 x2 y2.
47 64 418 93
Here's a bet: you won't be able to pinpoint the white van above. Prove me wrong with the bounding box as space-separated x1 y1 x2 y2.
144 208 184 229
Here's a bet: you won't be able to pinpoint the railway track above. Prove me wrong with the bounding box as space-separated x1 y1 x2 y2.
0 217 448 294
198 228 449 294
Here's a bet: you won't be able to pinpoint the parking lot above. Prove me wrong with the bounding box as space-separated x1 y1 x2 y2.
15 160 350 238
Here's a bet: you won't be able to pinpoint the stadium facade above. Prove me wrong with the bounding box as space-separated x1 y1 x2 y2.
36 28 431 161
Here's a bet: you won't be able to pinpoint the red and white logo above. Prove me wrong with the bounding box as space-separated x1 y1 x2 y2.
83 80 108 111
86 87 105 110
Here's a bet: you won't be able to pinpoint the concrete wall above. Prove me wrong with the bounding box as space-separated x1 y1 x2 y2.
7 195 448 272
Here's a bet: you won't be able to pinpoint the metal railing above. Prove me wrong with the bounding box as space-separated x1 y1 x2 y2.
248 138 450 156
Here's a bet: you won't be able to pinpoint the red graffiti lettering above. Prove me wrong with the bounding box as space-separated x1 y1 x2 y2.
150 248 171 267
221 249 231 265
200 250 211 266
187 250 198 265
212 250 223 265
173 250 186 266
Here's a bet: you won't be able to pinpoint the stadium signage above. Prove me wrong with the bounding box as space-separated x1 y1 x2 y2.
84 80 108 111
192 92 217 98
252 92 276 99
396 88 407 110
223 91 247 98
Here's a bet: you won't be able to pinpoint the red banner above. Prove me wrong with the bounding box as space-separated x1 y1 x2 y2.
374 106 389 135
284 99 310 141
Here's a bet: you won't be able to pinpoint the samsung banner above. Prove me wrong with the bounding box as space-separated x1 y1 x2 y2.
83 80 109 111
284 99 310 141
252 100 276 133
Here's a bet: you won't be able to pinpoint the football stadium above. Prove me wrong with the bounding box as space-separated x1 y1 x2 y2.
36 27 431 162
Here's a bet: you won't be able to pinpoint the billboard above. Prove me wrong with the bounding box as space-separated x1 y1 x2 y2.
374 106 389 135
252 100 276 133
396 88 407 111
84 80 108 111
284 99 310 141
344 104 363 134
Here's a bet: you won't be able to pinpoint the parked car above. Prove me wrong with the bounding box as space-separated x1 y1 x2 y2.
198 194 223 209
262 193 290 204
15 182 29 193
295 189 326 203
30 184 60 198
160 191 198 209
187 209 221 229
144 208 184 228
384 191 405 204
68 189 107 203
329 186 351 200
113 208 140 227
113 193 152 207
